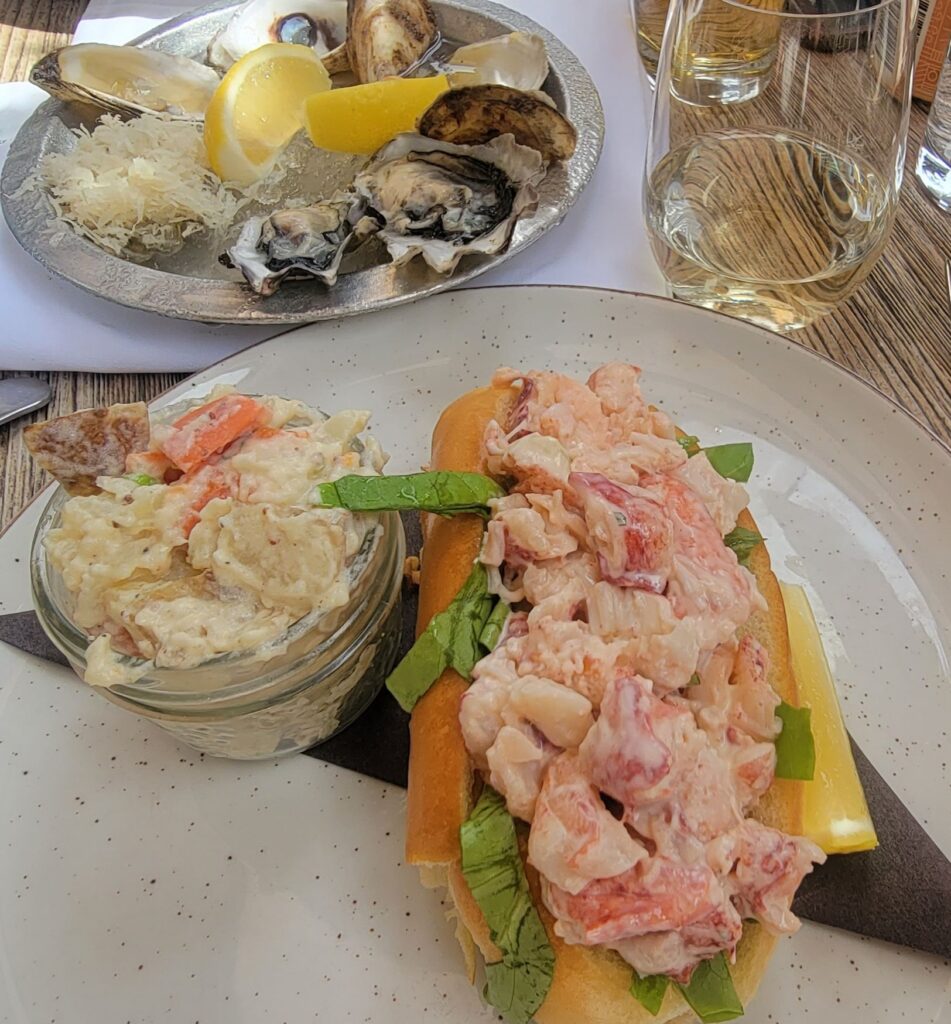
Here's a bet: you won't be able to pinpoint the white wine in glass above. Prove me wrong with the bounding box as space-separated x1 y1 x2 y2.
633 0 671 81
645 129 894 330
633 0 783 94
643 0 915 332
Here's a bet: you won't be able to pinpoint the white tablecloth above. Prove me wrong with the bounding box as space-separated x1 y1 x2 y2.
0 0 664 371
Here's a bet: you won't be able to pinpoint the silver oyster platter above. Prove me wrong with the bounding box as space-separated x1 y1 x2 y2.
0 0 603 324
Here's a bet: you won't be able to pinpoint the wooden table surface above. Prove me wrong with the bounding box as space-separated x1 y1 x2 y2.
0 1 949 533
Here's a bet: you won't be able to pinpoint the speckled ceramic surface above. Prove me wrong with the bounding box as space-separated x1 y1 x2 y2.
1 287 949 1023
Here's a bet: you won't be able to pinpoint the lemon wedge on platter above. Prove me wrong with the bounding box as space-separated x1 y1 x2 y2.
204 42 331 186
305 74 449 155
781 582 878 854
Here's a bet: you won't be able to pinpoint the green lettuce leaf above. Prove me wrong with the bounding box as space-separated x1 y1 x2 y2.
460 788 555 1024
630 972 670 1016
125 473 158 486
383 630 449 714
438 562 495 678
774 701 816 780
677 436 753 481
704 443 754 483
678 953 744 1022
314 471 504 517
723 526 763 567
385 562 492 712
479 600 511 651
631 954 743 1021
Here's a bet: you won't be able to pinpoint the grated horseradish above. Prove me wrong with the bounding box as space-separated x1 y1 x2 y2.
27 114 278 261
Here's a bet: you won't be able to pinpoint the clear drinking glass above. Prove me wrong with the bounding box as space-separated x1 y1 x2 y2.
632 0 673 82
633 0 784 91
643 0 917 332
915 37 951 210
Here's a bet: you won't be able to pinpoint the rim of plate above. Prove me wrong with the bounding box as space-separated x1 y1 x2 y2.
3 286 948 546
0 0 604 324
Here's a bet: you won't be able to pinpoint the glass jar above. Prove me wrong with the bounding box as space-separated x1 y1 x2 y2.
31 487 404 760
643 0 915 331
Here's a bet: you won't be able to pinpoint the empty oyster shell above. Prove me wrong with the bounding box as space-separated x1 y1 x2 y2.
29 44 220 120
353 132 545 273
418 84 577 163
346 0 440 82
320 43 353 76
207 0 348 71
227 193 362 295
446 32 549 91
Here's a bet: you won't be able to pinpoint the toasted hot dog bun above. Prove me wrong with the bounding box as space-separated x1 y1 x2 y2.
405 383 802 1023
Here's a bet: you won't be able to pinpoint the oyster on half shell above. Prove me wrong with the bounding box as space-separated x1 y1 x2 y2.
227 133 545 293
227 193 363 295
207 0 348 71
30 44 220 120
353 132 546 273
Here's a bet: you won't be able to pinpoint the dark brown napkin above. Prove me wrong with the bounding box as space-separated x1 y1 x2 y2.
790 739 951 958
3 510 949 959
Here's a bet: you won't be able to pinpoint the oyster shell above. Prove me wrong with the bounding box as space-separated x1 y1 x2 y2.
227 133 545 293
346 0 440 82
29 44 220 120
227 193 362 295
446 32 549 92
353 132 545 273
207 0 348 71
419 84 577 163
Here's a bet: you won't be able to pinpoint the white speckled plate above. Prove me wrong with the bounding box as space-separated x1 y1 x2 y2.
1 287 948 1024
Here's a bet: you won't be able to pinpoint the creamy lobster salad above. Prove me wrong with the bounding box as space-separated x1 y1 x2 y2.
459 364 825 982
39 388 385 687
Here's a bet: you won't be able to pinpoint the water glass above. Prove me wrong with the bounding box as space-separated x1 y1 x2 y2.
915 37 951 210
633 0 785 95
632 0 673 82
643 0 916 332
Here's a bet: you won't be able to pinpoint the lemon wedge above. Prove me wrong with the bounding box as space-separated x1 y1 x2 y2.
204 43 331 185
781 582 878 854
305 74 449 155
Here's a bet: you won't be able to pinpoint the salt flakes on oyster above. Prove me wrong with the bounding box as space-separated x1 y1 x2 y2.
207 0 348 71
227 192 363 295
446 32 549 92
30 43 220 120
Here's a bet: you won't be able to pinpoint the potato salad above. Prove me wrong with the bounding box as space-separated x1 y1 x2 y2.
42 388 386 687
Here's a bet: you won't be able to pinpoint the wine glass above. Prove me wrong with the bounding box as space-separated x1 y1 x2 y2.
632 0 785 88
631 0 673 83
643 0 917 332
